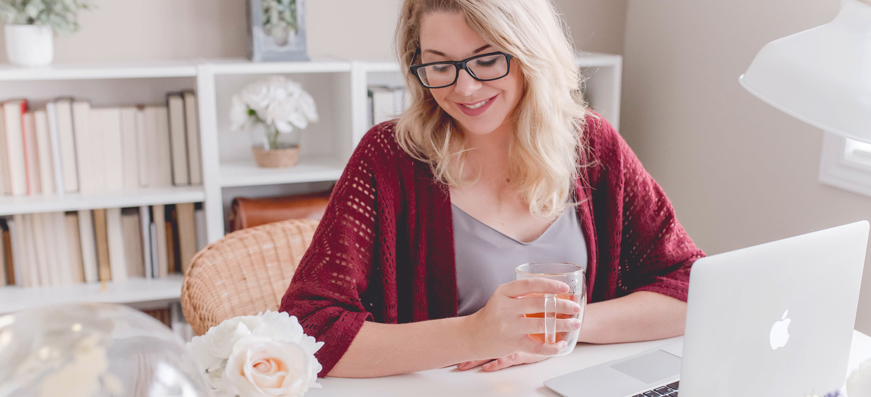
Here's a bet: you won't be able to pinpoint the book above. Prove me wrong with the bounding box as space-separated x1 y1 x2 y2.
3 99 29 196
145 107 173 187
21 214 39 287
0 219 9 285
45 102 65 195
106 208 127 282
22 112 40 195
167 93 190 186
54 98 79 193
121 208 144 278
139 206 152 278
135 107 148 188
34 110 55 195
51 212 73 286
194 203 207 251
85 107 106 193
176 202 197 274
153 205 168 278
183 91 202 185
33 213 57 286
101 108 124 192
93 209 112 282
370 86 396 126
120 108 140 190
0 219 5 286
0 105 8 195
72 101 93 193
78 209 98 283
149 221 159 279
166 204 179 274
1 220 11 285
64 211 85 284
8 216 26 287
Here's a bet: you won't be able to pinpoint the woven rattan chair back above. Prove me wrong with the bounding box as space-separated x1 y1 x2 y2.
181 218 319 335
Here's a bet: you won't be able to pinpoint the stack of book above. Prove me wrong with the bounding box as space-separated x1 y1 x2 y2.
0 91 202 196
367 86 410 127
141 302 194 343
0 202 207 288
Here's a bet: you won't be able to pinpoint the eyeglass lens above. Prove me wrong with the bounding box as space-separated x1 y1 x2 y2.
416 53 509 87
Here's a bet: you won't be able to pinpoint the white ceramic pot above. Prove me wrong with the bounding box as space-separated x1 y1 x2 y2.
4 24 54 67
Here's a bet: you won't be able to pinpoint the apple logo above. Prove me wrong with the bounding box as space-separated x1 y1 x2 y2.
769 310 791 350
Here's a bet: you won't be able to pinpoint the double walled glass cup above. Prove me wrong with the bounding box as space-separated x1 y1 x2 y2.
515 262 586 356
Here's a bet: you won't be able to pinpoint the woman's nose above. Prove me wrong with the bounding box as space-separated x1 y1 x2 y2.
453 68 482 97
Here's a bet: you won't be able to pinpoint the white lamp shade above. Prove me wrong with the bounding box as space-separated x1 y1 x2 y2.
739 0 871 142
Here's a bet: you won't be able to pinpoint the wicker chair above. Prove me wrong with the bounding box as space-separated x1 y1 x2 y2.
181 218 319 335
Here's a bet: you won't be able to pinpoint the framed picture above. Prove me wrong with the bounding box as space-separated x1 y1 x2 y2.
246 0 309 62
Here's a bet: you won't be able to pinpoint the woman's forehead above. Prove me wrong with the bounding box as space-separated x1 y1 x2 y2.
419 11 492 59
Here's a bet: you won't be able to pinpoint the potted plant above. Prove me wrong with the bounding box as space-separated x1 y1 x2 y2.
0 0 94 67
230 75 318 168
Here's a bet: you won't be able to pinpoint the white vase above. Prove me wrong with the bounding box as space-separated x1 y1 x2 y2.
4 25 54 67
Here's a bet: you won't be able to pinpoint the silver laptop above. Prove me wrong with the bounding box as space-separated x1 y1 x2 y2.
545 221 868 397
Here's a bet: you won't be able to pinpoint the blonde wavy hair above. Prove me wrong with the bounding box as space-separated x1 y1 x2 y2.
394 0 590 220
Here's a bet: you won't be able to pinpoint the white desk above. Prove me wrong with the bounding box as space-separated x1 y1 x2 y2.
309 330 871 396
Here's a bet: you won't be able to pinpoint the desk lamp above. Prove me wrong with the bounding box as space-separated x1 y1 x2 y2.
739 0 871 142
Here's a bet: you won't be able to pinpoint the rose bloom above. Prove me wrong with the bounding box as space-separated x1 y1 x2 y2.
224 337 317 397
847 357 871 397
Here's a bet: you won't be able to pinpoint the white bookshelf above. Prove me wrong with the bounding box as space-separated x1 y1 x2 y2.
0 53 622 314
0 275 184 314
0 186 205 216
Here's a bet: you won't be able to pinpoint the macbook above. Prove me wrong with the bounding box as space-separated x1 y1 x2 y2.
544 221 869 397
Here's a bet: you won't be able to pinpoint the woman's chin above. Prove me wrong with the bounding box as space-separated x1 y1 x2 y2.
454 118 506 137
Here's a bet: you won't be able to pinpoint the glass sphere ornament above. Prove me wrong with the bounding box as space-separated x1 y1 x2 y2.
0 302 214 397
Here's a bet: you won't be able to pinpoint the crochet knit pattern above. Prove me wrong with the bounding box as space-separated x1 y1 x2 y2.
280 112 705 376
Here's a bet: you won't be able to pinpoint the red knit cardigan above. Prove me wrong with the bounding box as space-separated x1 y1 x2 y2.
280 112 705 377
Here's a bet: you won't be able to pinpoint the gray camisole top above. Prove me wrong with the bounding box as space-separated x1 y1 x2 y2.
452 204 588 316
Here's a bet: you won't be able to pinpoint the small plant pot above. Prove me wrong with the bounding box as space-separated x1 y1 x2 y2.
252 147 300 168
5 25 53 67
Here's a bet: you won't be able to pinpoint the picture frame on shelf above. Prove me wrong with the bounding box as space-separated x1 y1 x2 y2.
246 0 309 62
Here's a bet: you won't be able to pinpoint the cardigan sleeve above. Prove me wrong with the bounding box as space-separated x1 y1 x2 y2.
279 126 384 377
587 114 706 302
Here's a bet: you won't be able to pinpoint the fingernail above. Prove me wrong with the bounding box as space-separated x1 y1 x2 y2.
561 283 570 292
572 319 582 329
573 304 581 313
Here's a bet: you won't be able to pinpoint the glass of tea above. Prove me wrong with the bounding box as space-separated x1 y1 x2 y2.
514 262 586 356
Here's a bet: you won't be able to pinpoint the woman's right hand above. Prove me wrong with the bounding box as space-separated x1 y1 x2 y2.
464 278 583 360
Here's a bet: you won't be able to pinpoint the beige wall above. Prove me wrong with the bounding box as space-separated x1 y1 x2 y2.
0 0 625 63
621 0 871 334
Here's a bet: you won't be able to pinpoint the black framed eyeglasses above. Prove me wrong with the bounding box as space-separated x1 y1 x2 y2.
409 49 514 88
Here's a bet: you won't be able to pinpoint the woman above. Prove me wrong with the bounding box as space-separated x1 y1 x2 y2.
280 0 704 378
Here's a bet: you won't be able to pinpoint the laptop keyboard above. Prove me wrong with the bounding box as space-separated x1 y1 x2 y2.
633 381 679 397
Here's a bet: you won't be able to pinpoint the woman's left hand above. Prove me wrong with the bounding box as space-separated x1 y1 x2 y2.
456 352 549 372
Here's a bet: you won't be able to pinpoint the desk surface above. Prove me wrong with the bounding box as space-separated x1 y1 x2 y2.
309 330 871 397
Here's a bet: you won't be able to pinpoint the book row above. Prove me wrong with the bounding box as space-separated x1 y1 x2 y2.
0 202 207 288
0 91 202 197
142 302 195 343
368 85 411 128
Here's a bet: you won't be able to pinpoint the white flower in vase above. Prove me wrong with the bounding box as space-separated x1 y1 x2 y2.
230 75 318 156
187 310 323 397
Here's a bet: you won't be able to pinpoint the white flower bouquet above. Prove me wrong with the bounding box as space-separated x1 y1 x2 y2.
230 75 318 151
187 310 323 397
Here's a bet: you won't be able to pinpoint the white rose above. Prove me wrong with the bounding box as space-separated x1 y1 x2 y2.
239 79 277 118
229 95 251 131
267 95 306 133
223 337 320 397
187 315 263 388
847 357 871 397
297 91 319 123
251 311 324 377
